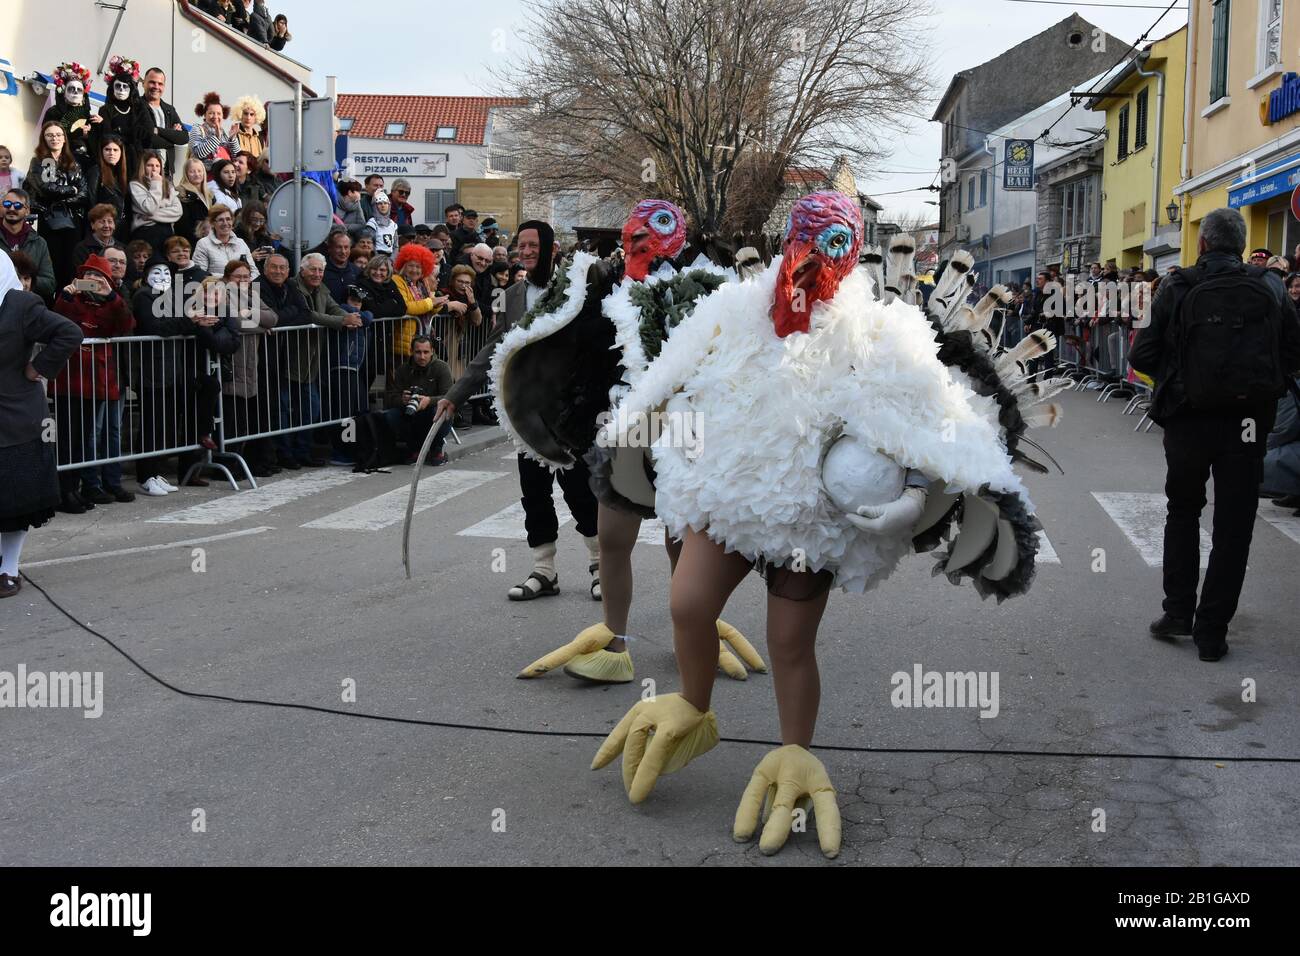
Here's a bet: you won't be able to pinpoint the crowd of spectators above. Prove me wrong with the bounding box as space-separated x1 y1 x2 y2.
1 48 548 512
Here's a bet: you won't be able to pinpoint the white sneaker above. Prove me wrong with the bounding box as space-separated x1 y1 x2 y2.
140 477 170 497
157 477 180 492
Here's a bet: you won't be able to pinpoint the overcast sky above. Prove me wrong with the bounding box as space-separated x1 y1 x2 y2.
277 0 1189 223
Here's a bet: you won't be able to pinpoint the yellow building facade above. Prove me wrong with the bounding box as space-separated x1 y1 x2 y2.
1091 27 1188 270
1177 0 1300 264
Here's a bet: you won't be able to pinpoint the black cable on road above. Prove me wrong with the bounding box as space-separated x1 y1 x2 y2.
20 572 1300 766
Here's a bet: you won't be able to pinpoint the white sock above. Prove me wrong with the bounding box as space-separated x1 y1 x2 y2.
1 530 28 576
583 534 600 564
531 542 557 578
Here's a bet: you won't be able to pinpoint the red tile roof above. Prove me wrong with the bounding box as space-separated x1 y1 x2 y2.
784 166 832 186
335 95 529 146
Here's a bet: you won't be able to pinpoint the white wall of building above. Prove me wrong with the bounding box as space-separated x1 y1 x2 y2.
2 0 311 163
343 136 491 226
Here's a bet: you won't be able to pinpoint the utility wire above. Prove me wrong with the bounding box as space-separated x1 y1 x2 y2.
1035 0 1182 146
19 572 1300 766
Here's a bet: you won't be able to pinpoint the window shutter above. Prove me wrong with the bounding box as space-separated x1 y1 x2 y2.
1210 0 1231 103
1135 88 1148 151
1117 104 1130 160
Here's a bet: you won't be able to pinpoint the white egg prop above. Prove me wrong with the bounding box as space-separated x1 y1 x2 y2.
820 435 906 513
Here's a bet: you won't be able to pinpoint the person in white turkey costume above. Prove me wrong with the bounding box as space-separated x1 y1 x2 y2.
591 191 1065 858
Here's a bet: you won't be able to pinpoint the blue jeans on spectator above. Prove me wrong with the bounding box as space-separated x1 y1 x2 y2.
82 397 125 492
276 381 321 461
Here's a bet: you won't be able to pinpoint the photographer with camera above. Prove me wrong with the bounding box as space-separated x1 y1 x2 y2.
381 334 452 466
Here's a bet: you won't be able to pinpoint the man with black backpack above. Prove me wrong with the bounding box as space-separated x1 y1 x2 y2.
1131 207 1300 661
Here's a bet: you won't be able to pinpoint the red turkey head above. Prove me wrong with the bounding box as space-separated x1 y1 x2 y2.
772 191 863 337
622 199 687 281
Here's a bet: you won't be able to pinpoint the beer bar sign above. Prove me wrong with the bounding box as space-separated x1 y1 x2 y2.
1004 139 1034 190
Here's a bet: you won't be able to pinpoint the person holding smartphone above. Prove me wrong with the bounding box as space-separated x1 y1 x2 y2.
49 254 136 512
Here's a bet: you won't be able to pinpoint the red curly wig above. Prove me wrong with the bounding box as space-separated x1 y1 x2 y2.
394 243 435 279
195 91 230 119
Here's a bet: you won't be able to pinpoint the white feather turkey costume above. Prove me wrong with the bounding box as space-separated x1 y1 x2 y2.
605 254 1047 597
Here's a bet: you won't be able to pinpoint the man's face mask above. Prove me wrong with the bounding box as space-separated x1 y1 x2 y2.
146 266 172 291
112 80 132 102
63 80 85 107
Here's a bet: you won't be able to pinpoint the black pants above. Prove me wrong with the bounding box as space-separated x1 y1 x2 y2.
517 452 598 548
1161 406 1275 643
134 384 201 483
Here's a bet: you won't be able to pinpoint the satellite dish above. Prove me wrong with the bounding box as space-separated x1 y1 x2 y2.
267 178 334 252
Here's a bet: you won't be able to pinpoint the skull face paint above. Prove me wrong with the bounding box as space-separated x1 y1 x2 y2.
112 80 132 102
63 80 85 107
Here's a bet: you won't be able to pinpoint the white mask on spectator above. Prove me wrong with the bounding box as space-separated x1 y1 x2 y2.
146 265 172 291
112 79 132 102
63 80 85 107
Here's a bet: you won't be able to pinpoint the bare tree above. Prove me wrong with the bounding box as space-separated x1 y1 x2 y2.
498 0 933 235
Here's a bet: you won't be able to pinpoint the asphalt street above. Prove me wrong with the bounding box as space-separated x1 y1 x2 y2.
2 389 1299 866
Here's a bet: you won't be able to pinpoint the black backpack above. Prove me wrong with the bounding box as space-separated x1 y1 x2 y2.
1173 264 1287 410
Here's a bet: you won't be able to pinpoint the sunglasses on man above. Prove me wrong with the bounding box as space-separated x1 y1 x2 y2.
2 200 26 210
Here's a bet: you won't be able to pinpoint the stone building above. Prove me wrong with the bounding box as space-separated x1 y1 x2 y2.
932 14 1123 262
1034 140 1104 274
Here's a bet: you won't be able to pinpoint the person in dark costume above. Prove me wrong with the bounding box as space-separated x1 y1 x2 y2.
0 251 85 597
94 57 152 176
44 62 99 171
433 219 604 601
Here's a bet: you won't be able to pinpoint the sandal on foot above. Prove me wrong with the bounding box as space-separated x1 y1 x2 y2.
589 561 601 601
508 571 559 601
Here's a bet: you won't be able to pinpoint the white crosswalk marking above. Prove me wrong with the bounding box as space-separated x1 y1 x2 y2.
149 470 370 525
458 488 573 539
1092 492 1210 569
501 450 518 461
303 470 506 531
1257 508 1300 545
1035 529 1060 564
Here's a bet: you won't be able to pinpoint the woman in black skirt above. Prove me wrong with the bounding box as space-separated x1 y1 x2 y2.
0 251 84 597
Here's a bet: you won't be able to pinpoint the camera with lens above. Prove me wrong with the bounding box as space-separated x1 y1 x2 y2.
404 385 427 416
345 283 371 304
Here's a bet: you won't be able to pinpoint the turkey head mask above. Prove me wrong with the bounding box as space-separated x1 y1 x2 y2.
772 191 863 337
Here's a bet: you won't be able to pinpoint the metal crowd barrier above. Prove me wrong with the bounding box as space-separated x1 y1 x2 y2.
48 333 210 479
49 306 501 492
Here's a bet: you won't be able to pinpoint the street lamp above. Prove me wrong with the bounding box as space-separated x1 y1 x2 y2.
1165 200 1179 223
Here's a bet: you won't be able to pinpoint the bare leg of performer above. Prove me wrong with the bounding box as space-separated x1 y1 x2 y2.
664 529 682 571
669 528 753 711
598 502 641 652
765 584 831 748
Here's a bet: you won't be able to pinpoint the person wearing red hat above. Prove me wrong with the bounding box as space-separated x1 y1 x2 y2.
50 253 136 512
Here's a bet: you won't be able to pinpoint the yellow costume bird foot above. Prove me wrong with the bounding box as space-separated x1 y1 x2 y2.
564 649 634 684
517 622 614 679
591 693 718 803
716 619 767 679
733 745 841 859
